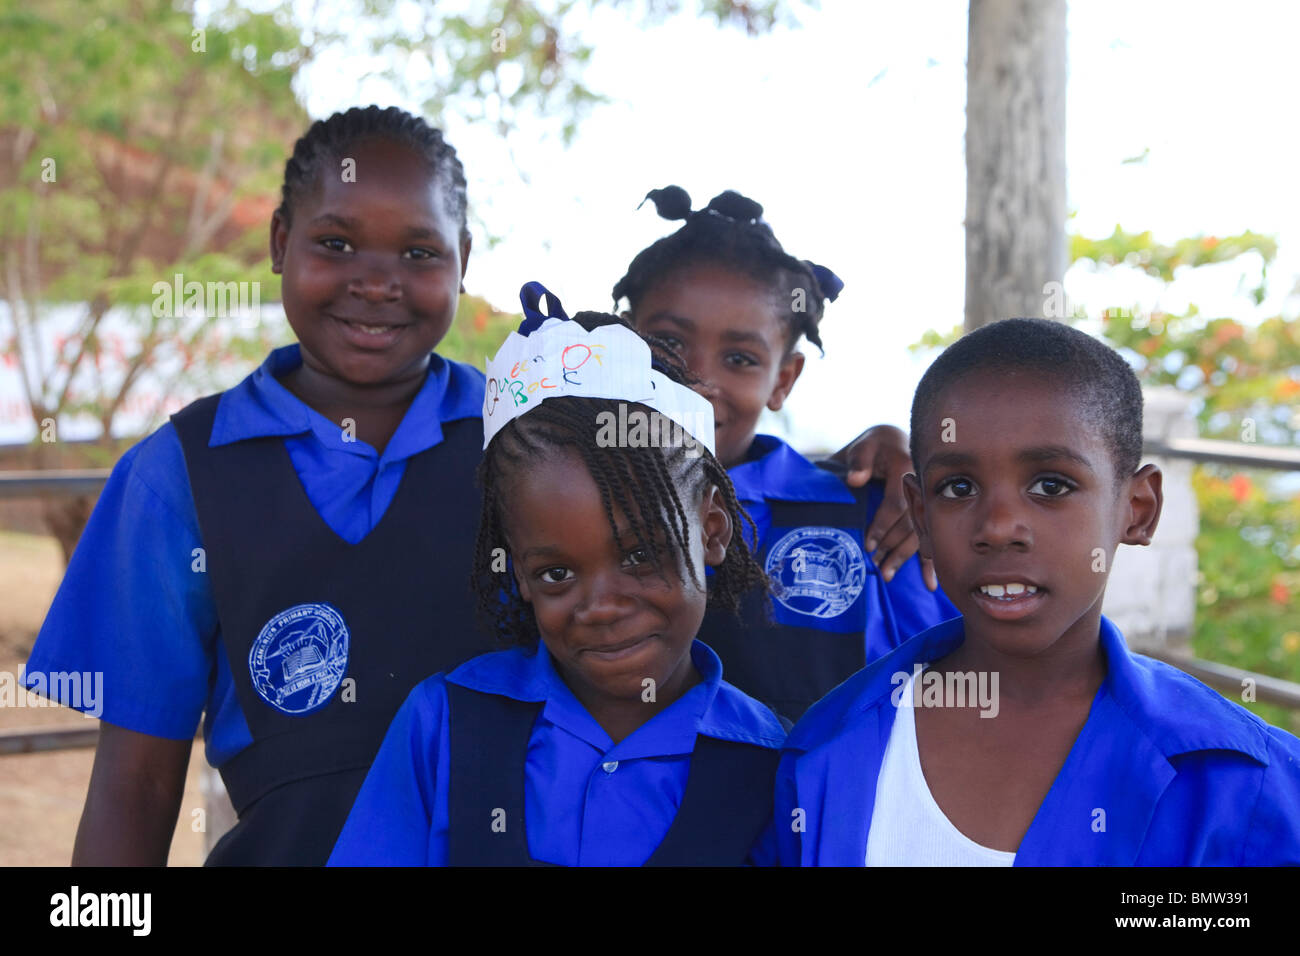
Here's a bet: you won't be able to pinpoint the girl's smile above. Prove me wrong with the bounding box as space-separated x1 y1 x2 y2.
504 447 731 741
270 137 471 396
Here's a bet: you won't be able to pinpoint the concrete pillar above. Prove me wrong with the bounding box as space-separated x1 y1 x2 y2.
1102 386 1199 651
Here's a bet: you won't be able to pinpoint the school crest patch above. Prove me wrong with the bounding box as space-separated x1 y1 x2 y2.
765 526 867 620
249 603 350 715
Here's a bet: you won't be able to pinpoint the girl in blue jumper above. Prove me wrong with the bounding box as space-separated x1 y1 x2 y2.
329 303 785 866
23 107 492 865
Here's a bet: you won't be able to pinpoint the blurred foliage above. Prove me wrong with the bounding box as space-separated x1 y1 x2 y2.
442 293 524 370
1075 227 1300 732
1192 468 1300 733
292 0 807 145
0 0 304 437
0 0 802 444
1100 309 1300 446
1071 226 1278 290
912 323 963 351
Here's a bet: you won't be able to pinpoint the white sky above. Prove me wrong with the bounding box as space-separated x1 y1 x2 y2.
5 0 1298 447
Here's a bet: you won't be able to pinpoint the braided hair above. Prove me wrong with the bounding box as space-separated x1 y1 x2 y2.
276 105 468 238
612 186 835 353
472 310 768 647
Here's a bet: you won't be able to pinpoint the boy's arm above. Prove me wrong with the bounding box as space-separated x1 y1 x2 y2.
73 723 192 866
824 424 938 590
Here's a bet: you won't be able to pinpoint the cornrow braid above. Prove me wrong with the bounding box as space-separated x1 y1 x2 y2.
276 105 468 237
613 186 832 353
471 311 768 647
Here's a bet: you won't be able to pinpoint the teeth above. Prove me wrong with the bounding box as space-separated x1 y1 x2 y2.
344 319 395 334
979 583 1039 598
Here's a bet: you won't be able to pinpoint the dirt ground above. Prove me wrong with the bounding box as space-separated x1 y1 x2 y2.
0 530 206 867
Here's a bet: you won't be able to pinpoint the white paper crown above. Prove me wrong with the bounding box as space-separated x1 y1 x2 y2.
482 316 716 456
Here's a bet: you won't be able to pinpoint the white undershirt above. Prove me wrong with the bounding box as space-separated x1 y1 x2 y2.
865 669 1017 866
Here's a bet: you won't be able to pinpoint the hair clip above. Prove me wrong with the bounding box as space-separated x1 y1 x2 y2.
809 262 844 302
517 281 569 336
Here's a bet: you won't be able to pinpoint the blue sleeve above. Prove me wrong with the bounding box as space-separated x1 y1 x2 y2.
882 554 959 641
328 676 451 866
1242 727 1300 865
20 423 218 738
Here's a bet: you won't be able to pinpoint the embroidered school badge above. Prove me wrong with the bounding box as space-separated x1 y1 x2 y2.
765 527 867 619
248 603 350 715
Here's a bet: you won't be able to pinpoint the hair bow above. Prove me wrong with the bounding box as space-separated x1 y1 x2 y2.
517 281 569 335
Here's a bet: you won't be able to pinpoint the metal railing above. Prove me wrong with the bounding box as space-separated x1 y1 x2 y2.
1 434 1297 755
0 469 110 498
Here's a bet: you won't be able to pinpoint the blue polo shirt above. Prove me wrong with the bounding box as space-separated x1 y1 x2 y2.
776 615 1300 865
22 345 485 766
327 639 786 866
728 434 958 651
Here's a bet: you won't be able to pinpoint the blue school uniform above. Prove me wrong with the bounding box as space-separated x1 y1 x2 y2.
702 435 958 722
22 344 492 865
327 640 786 866
775 615 1300 866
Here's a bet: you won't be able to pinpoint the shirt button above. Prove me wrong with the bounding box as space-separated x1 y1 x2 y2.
601 760 619 774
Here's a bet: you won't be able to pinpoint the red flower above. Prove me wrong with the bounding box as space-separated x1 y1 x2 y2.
1229 474 1252 503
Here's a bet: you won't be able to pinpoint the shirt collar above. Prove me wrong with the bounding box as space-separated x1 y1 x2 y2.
208 344 484 462
789 615 1269 764
1099 616 1270 764
728 434 856 506
449 640 781 757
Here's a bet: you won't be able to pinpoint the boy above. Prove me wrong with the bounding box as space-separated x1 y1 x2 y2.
776 318 1300 865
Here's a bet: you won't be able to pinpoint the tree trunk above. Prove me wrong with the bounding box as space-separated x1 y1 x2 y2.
965 0 1067 331
33 438 104 566
41 496 94 565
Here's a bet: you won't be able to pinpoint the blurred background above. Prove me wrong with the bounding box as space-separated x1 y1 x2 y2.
1 0 1296 865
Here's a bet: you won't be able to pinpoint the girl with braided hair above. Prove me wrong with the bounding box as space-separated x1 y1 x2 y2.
25 106 495 865
614 187 958 720
329 297 785 866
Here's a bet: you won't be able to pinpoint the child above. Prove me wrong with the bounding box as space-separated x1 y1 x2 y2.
328 303 785 866
776 318 1300 865
614 186 957 721
21 107 496 865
